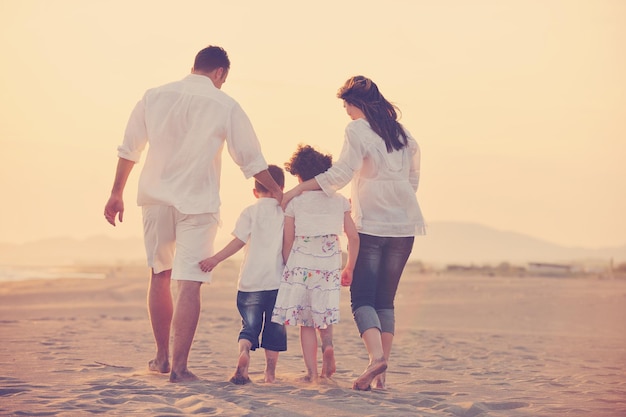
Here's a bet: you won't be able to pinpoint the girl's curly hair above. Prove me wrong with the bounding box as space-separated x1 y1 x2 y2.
284 144 332 181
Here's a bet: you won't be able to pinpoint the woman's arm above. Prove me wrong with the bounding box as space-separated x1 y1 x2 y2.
281 178 321 210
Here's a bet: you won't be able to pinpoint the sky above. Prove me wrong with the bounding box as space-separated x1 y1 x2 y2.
1 0 625 249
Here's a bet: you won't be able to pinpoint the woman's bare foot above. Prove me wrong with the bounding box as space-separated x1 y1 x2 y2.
352 358 387 391
321 346 336 378
148 358 170 374
169 369 199 383
230 350 251 385
373 371 387 389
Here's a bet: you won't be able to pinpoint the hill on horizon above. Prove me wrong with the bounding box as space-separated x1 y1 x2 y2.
1 222 624 267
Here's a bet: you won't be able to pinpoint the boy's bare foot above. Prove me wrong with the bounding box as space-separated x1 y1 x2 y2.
148 358 170 374
230 350 251 385
230 372 252 385
321 345 336 378
169 369 199 383
352 358 387 391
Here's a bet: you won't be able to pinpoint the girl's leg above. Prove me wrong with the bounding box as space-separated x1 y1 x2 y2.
299 326 318 382
318 326 335 378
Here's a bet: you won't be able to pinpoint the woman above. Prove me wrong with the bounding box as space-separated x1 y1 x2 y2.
281 75 425 390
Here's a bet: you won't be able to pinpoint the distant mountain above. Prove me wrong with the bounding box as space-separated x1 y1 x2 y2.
0 223 624 266
0 235 146 266
411 222 626 265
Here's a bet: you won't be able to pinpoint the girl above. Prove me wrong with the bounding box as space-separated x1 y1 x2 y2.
272 144 359 382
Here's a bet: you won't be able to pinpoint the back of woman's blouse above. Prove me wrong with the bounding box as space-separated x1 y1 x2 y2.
315 118 425 237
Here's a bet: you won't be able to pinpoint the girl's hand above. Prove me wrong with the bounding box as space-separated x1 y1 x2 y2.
341 268 353 286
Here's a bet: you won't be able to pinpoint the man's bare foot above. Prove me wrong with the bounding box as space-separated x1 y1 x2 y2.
373 372 387 389
148 359 170 374
352 358 387 391
230 350 251 385
321 346 336 378
169 369 199 383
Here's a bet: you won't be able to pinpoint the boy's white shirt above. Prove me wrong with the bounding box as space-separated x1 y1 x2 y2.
232 197 284 292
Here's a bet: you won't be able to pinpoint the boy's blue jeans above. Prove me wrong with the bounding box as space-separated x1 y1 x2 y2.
350 233 414 336
236 290 287 352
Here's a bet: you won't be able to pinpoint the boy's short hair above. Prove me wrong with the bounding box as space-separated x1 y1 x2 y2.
255 164 285 192
285 144 332 181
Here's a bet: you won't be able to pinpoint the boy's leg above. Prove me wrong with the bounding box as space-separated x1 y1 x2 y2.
264 349 279 383
232 291 263 384
231 339 253 385
260 289 286 383
319 326 336 378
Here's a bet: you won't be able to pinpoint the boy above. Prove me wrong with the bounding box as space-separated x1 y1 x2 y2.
199 165 286 384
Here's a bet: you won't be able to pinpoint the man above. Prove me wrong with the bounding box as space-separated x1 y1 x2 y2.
104 45 283 383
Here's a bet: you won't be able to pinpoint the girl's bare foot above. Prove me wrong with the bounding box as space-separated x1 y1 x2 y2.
148 358 170 374
353 358 387 391
321 346 336 378
169 369 199 383
230 350 251 385
297 373 318 383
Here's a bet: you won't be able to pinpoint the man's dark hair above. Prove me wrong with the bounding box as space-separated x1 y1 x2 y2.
194 46 230 72
255 165 284 192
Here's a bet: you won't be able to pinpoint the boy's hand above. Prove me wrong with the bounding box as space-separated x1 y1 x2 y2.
340 268 353 287
199 257 219 272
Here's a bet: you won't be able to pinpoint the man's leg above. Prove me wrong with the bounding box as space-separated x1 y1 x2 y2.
169 280 202 382
148 269 172 373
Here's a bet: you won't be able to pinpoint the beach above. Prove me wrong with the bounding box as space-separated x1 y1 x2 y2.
1 262 625 417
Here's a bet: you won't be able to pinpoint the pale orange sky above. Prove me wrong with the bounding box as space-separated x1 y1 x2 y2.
1 0 625 249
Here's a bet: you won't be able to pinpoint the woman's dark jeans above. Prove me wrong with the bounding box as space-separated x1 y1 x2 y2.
351 233 414 335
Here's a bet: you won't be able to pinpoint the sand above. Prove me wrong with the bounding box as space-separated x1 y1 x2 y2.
1 261 625 417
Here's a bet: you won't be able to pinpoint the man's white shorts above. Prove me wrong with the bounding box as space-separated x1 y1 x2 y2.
142 205 218 283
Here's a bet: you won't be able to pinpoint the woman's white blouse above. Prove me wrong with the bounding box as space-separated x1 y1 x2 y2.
315 118 425 237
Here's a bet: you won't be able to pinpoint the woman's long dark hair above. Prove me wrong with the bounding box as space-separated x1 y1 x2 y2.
337 75 408 152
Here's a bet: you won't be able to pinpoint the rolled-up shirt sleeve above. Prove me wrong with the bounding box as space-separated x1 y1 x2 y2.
226 103 268 179
409 137 421 192
316 124 364 195
117 98 148 163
